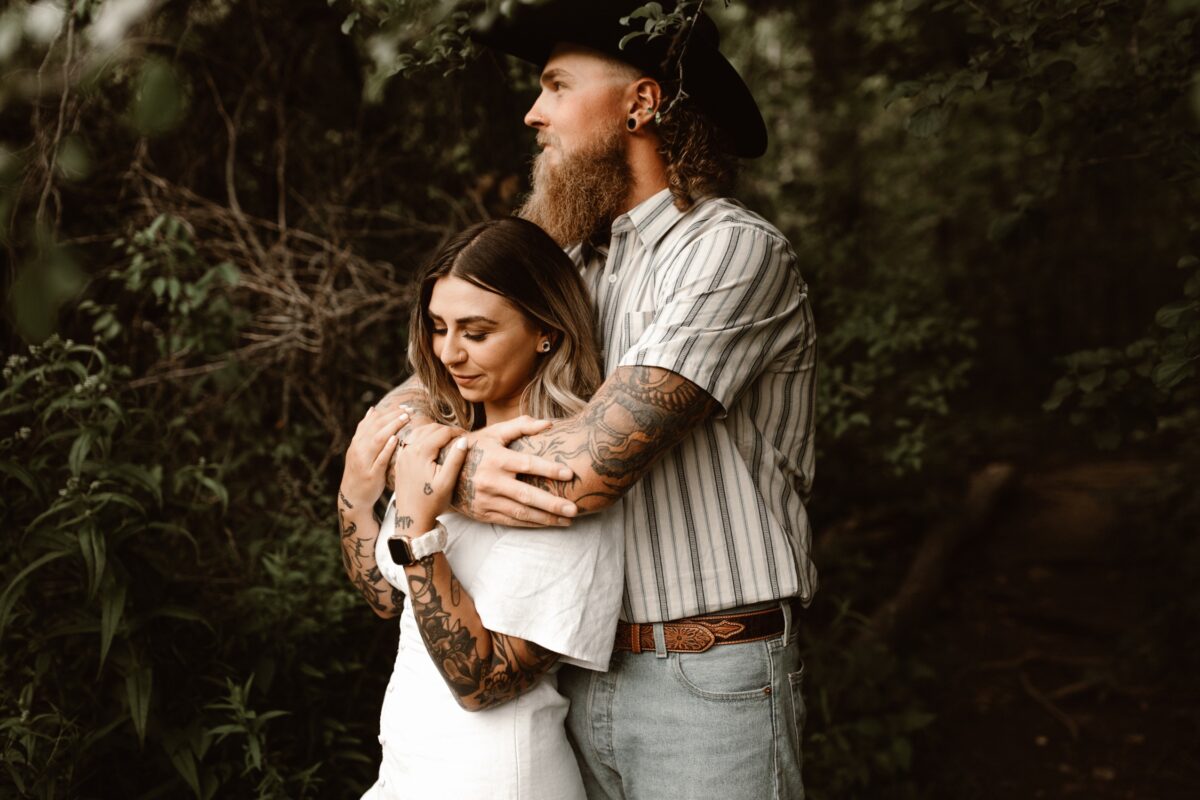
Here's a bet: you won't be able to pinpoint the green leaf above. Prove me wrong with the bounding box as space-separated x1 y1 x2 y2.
1042 376 1074 411
68 428 97 476
92 491 147 516
130 61 188 136
1016 99 1043 136
167 744 203 799
1155 299 1198 330
99 581 127 673
618 31 642 50
1152 355 1195 390
247 735 263 770
193 473 229 511
0 460 39 495
0 550 72 637
78 527 106 601
214 261 239 286
143 605 215 633
1078 369 1106 392
104 462 164 507
907 104 951 138
125 666 153 748
627 3 663 21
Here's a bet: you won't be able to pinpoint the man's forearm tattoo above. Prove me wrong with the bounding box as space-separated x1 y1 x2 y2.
509 366 718 510
405 555 557 710
452 446 484 512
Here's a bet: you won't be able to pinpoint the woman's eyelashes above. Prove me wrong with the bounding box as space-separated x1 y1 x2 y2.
430 327 488 342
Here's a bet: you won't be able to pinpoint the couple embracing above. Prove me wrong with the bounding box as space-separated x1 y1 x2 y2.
337 3 818 798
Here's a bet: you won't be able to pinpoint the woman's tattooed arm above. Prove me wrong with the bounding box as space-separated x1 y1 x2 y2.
402 544 558 711
338 491 405 618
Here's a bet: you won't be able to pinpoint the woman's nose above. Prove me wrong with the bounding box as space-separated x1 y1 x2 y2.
439 336 465 365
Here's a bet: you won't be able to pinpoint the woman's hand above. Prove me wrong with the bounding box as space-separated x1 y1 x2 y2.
340 405 411 510
392 424 471 523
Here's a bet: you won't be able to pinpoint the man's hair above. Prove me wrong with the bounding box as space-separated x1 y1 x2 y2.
605 53 739 210
654 94 740 211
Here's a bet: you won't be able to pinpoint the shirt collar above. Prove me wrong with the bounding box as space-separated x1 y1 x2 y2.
611 188 682 250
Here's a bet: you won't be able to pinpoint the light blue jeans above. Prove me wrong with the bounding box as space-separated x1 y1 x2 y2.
559 601 806 800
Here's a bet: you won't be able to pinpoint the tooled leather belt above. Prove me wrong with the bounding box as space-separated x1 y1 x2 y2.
613 602 791 655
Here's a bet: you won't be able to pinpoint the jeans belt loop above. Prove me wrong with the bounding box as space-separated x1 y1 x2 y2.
652 622 668 658
781 599 793 644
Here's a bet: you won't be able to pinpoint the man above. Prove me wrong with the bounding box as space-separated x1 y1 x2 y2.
379 2 817 797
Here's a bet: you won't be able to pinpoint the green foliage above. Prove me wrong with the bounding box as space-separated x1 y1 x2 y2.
801 611 936 799
1045 255 1200 448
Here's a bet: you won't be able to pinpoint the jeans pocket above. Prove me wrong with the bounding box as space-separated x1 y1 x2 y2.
672 642 773 701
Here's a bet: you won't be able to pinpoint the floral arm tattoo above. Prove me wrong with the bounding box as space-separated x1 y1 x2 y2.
401 529 558 711
337 490 405 617
457 365 719 513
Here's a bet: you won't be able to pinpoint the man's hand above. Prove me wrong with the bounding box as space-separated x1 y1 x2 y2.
452 416 579 527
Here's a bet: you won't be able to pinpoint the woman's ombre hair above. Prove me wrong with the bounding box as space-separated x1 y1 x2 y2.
408 218 602 429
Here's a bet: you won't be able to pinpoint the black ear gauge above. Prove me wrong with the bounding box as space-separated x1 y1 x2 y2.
626 117 637 131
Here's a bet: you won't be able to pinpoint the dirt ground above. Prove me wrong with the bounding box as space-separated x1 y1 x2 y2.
910 461 1200 799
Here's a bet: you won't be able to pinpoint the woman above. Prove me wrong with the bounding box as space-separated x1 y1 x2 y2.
338 218 622 800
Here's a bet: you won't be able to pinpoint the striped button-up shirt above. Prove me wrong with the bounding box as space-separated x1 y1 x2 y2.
576 188 818 624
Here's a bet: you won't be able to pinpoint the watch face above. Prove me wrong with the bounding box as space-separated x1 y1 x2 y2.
387 536 414 566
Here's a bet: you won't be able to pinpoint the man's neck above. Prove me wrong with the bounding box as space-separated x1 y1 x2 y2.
618 145 670 216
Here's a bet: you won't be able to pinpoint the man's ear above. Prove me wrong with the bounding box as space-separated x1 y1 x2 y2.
628 77 662 118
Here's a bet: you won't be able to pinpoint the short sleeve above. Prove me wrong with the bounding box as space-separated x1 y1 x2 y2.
618 225 813 413
471 513 624 672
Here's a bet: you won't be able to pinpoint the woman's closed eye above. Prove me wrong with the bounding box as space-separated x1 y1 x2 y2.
463 331 489 342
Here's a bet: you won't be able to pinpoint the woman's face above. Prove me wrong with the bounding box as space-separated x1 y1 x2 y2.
427 276 546 422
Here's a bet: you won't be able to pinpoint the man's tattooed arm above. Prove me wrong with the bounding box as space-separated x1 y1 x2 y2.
403 547 559 711
338 490 405 618
464 365 719 514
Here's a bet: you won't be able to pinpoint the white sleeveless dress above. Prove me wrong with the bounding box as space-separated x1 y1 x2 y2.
362 503 623 800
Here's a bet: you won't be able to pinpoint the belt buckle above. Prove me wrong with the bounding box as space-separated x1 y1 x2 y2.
664 622 717 653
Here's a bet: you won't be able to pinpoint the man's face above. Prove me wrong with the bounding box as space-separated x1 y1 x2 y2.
518 46 638 246
524 45 633 162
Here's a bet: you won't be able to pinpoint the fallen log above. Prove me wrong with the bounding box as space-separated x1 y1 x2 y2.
859 462 1017 647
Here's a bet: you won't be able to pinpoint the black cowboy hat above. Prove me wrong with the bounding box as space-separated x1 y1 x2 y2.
472 0 767 159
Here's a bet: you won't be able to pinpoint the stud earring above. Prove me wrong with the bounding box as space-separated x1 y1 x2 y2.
626 117 637 131
538 340 551 353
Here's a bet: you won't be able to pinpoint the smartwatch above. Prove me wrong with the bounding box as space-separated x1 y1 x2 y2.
388 521 448 566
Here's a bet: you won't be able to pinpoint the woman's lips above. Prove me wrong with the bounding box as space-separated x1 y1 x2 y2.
451 373 481 386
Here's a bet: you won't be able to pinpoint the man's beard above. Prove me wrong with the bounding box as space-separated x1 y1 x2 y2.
518 127 632 249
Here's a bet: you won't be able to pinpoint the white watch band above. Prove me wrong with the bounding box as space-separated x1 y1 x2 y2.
401 521 448 560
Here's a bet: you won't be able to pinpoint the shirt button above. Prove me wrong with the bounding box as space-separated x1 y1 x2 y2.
608 272 618 283
378 735 386 745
